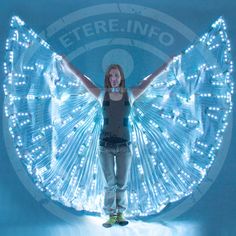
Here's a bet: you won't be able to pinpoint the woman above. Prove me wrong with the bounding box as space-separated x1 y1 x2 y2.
63 58 171 227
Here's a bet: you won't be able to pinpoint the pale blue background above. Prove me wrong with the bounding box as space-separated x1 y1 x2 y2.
0 1 236 236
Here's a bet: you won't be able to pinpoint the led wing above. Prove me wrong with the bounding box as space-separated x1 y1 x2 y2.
3 16 105 212
127 16 234 216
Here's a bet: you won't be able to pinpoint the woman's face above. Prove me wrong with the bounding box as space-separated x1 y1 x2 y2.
108 68 122 88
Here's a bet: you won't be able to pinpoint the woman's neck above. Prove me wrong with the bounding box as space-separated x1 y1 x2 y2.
107 87 125 93
111 87 120 93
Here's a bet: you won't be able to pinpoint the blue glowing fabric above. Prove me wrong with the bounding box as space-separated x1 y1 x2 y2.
3 16 234 217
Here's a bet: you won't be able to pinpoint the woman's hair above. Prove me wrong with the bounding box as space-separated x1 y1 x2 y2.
104 64 126 91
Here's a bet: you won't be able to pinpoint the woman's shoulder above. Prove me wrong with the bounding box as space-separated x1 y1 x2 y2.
126 88 134 105
97 88 106 105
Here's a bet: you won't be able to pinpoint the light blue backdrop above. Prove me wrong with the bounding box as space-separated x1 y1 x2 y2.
0 1 235 236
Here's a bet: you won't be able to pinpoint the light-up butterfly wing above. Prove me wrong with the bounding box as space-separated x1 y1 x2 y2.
127 16 234 216
3 15 234 218
3 16 105 211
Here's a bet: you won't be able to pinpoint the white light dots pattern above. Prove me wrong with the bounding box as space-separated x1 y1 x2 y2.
3 15 234 218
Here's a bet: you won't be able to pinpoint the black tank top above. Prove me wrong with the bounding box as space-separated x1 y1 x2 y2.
99 89 131 143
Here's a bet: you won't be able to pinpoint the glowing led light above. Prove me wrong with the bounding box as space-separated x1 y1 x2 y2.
3 15 234 217
163 93 169 101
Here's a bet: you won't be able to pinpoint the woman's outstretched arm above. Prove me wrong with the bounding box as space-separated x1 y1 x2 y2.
131 57 173 101
62 56 101 99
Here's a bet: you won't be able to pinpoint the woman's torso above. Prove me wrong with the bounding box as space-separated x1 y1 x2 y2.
99 88 131 143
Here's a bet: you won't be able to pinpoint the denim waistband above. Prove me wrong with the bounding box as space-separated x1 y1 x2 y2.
99 140 131 147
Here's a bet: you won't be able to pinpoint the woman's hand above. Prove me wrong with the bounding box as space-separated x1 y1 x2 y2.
52 53 63 61
60 54 69 65
166 55 175 65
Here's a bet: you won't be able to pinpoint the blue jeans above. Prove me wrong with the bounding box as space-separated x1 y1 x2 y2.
99 142 133 215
